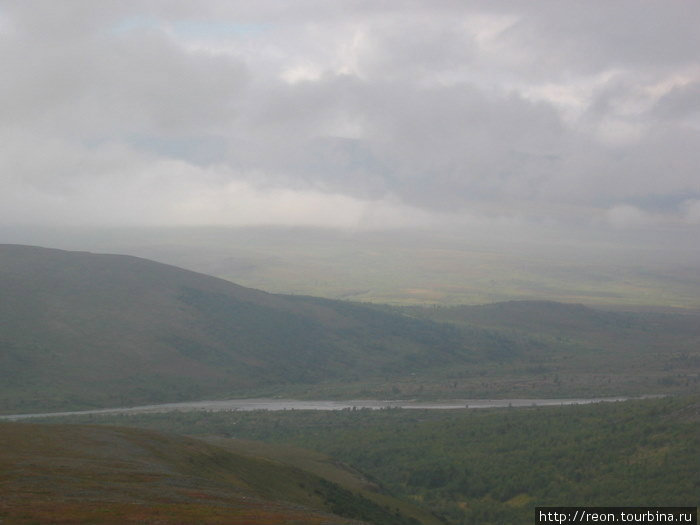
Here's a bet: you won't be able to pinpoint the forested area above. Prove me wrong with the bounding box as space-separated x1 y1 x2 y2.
48 395 700 524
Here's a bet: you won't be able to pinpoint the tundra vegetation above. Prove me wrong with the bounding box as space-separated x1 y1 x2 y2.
1 245 699 524
26 395 700 524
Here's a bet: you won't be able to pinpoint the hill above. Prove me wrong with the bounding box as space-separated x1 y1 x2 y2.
2 244 699 413
0 422 423 524
396 300 700 397
0 244 474 412
406 300 700 366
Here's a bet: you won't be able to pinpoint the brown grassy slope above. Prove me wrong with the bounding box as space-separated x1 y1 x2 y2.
0 422 372 524
203 437 444 525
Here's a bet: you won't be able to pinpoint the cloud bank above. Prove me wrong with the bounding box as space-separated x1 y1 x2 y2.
1 1 699 243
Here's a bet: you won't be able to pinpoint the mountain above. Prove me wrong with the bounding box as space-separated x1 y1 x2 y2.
0 244 473 412
0 422 424 524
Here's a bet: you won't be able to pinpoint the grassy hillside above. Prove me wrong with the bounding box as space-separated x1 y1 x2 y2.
201 437 443 525
269 299 700 400
390 300 700 397
0 244 475 412
0 422 426 524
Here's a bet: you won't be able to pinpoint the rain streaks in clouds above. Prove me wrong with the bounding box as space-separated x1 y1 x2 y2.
1 1 699 243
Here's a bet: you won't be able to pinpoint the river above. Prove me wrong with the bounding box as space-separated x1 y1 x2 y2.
0 395 656 421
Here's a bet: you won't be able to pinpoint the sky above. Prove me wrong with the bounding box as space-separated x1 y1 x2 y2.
1 1 699 248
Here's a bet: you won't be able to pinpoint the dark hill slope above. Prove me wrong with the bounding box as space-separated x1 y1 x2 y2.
0 422 421 524
409 300 700 358
403 300 700 392
0 244 471 412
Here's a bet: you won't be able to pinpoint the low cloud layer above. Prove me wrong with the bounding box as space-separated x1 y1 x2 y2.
1 1 699 245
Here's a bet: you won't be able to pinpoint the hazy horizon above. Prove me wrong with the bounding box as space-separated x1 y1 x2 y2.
2 223 699 310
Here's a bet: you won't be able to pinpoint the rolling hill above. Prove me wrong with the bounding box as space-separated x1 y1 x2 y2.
2 244 699 413
0 422 425 524
0 244 474 412
411 300 700 371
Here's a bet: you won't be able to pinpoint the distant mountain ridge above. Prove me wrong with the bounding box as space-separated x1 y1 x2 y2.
0 244 473 412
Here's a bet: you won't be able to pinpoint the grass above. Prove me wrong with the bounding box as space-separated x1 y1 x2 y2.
46 395 699 525
0 422 426 524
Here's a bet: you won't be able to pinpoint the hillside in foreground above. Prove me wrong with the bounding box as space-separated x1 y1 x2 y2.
51 395 698 525
0 422 427 524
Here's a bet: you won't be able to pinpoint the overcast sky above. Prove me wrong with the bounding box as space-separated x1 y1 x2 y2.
1 1 699 246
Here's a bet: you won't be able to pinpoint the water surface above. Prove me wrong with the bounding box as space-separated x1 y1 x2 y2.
0 396 652 420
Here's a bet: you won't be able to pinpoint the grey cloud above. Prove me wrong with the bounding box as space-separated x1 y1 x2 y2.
0 5 248 137
348 16 478 81
652 82 700 122
222 75 568 209
0 0 699 241
493 1 700 76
